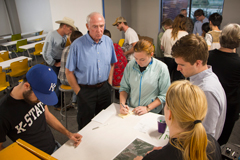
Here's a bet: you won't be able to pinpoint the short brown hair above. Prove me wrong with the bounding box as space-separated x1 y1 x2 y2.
220 23 240 49
70 31 83 43
172 34 208 65
134 39 154 56
161 18 173 26
194 9 204 17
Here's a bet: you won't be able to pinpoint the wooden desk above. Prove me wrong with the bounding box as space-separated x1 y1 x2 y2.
0 34 47 51
51 103 169 160
19 40 45 57
0 56 32 69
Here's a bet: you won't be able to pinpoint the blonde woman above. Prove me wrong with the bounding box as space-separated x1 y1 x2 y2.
134 80 222 160
120 39 170 115
161 14 188 81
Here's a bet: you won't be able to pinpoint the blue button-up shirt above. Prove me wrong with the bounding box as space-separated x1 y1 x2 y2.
193 17 209 35
66 33 117 85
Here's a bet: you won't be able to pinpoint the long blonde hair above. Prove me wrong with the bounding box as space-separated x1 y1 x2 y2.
166 80 208 160
171 14 187 40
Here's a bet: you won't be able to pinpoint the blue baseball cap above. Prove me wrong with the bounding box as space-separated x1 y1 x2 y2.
26 64 58 106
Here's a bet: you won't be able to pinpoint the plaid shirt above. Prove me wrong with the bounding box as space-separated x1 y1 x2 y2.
58 46 70 85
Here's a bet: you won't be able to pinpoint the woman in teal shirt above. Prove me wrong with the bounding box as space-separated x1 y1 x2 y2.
119 39 170 115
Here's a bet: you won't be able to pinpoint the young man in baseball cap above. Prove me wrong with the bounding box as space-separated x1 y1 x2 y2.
0 64 82 154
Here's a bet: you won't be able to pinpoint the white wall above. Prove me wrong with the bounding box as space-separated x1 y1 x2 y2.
105 0 122 43
15 0 53 33
49 0 103 35
130 0 159 47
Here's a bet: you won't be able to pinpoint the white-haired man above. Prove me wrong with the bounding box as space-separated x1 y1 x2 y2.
66 12 117 130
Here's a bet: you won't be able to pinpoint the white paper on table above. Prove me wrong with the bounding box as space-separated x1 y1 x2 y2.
133 117 153 133
91 109 115 124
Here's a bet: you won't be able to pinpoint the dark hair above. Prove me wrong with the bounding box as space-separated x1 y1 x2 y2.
172 34 209 65
209 13 222 26
181 8 187 12
70 31 83 43
202 22 210 33
103 29 111 38
161 19 173 26
194 9 204 17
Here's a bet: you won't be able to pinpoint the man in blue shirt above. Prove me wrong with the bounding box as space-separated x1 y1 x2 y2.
65 12 117 130
193 9 209 36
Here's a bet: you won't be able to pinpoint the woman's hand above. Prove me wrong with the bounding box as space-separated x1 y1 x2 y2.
120 104 129 115
133 106 148 115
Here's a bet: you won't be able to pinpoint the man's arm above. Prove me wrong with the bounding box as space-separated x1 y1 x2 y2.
202 91 220 139
0 142 4 151
44 105 82 147
124 42 137 56
65 69 80 95
108 63 114 85
42 38 56 66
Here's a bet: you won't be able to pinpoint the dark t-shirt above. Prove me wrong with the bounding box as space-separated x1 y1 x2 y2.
0 91 55 154
208 49 240 122
143 134 222 160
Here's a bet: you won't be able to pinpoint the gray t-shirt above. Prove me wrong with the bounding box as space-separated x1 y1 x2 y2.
42 30 67 66
190 66 227 140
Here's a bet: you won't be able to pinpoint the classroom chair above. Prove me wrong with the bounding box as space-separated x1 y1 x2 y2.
65 37 71 47
118 39 125 47
32 30 44 42
0 66 10 92
11 34 21 41
13 39 28 57
0 51 10 61
30 43 44 64
7 58 30 85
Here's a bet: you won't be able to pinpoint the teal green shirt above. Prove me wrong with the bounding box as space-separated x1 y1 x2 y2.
120 58 170 113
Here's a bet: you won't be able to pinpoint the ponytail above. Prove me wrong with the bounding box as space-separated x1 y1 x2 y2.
166 80 209 160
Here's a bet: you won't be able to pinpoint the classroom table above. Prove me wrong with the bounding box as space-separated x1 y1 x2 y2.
0 34 47 51
0 56 32 69
0 50 12 54
51 103 169 160
19 40 45 57
0 30 42 41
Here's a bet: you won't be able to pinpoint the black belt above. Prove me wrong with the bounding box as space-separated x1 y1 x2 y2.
79 81 106 88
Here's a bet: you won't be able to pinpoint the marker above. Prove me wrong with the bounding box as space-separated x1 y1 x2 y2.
121 103 126 108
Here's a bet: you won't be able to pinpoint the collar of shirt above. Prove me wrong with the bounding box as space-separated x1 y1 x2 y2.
86 31 103 45
190 65 212 82
133 57 153 72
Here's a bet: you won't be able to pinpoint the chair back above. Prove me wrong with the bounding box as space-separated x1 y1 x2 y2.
16 39 27 52
65 37 71 47
11 34 21 41
0 66 10 91
118 39 125 47
34 43 44 55
34 30 44 41
0 57 4 62
0 51 10 61
9 58 29 77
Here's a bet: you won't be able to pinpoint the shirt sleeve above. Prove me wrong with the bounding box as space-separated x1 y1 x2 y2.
156 64 171 104
110 41 118 64
202 91 220 139
128 31 139 45
193 22 197 34
119 63 131 94
0 117 10 143
205 33 212 47
42 35 55 66
66 44 77 72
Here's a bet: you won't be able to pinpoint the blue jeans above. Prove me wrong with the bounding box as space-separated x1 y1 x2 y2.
52 140 61 153
51 65 61 108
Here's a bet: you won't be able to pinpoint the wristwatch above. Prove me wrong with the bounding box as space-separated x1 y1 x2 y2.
146 105 151 112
